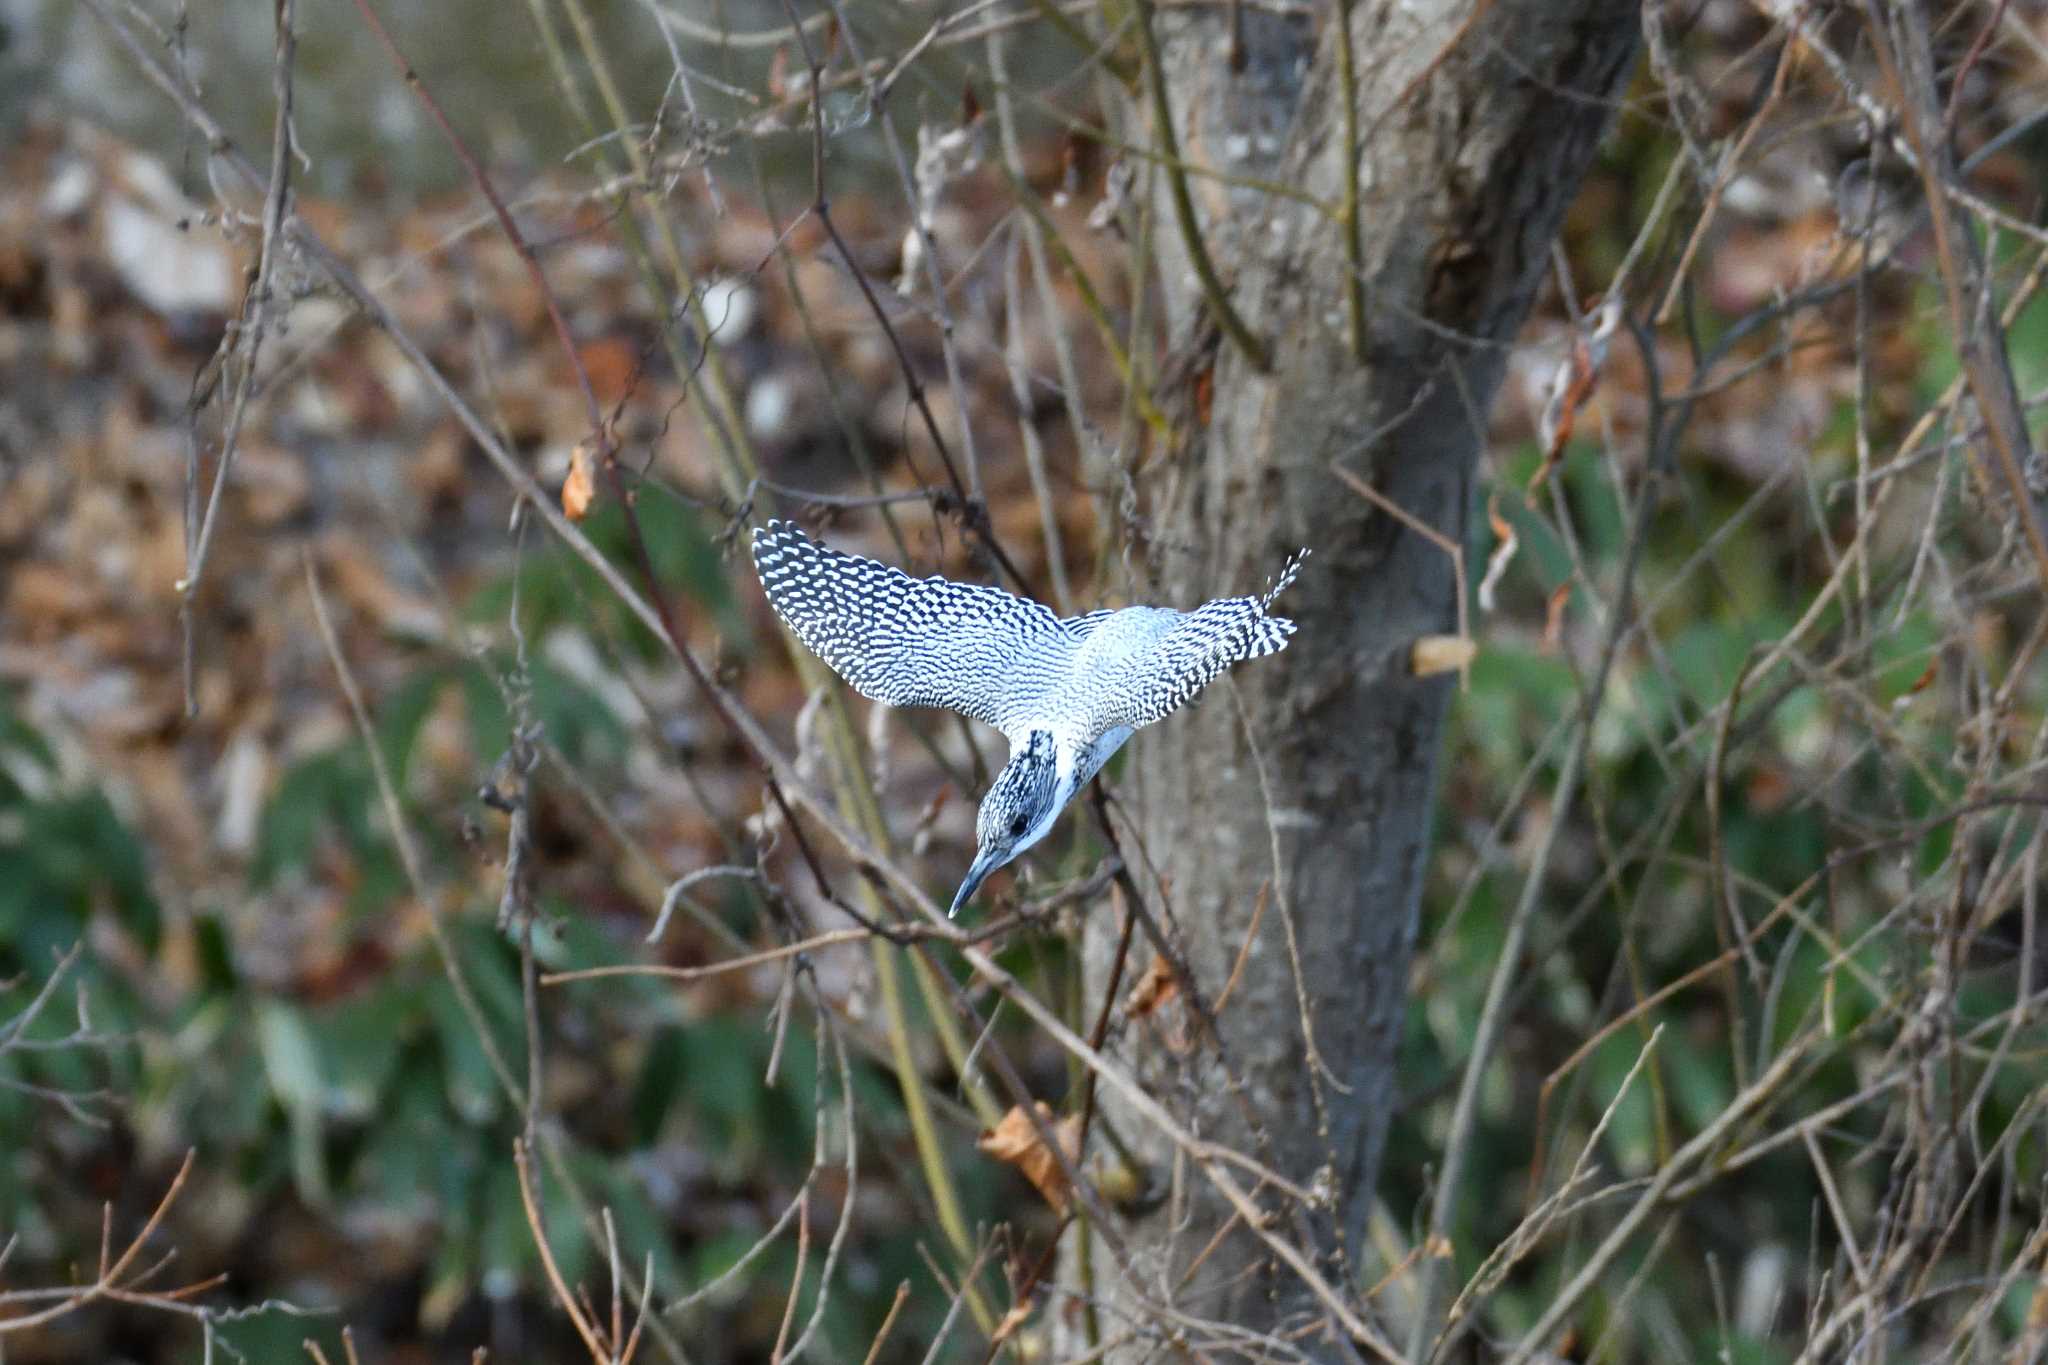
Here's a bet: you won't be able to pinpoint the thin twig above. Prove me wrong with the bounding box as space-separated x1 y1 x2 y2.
178 0 299 716
1128 0 1269 371
513 1138 609 1363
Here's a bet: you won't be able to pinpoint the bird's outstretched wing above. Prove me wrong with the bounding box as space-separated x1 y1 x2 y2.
1093 549 1310 731
1061 608 1117 638
752 520 1073 735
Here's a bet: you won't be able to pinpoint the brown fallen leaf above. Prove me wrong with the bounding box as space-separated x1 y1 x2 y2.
978 1103 1083 1215
1124 953 1179 1020
562 443 595 521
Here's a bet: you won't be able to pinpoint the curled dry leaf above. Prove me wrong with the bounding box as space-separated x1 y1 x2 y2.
1124 953 1179 1020
1530 339 1591 491
1477 494 1518 613
988 1299 1034 1348
1529 294 1622 493
978 1103 1083 1216
1531 294 1622 491
1542 581 1573 653
561 443 595 522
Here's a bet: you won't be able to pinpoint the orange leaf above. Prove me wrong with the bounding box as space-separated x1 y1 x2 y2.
1477 493 1518 612
978 1103 1083 1215
1124 953 1179 1019
1541 581 1572 653
1530 296 1620 494
561 444 596 522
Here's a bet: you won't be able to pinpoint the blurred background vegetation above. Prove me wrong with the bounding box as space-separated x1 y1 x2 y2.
5 0 2048 1361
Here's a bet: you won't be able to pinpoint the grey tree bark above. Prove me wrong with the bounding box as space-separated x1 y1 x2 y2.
1079 1 1640 1354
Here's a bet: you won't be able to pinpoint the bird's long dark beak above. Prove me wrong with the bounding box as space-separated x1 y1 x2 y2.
949 849 1001 919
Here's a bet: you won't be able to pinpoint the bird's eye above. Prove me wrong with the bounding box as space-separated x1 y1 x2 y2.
1009 815 1028 837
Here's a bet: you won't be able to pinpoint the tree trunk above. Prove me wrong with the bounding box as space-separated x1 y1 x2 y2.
1081 1 1639 1352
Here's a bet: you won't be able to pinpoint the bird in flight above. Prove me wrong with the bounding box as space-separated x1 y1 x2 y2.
751 520 1308 916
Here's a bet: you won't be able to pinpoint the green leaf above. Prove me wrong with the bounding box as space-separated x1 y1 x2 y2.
637 489 733 615
529 658 628 765
1592 1026 1659 1177
681 1016 768 1175
256 998 326 1111
478 1155 535 1295
256 999 330 1204
192 912 238 993
1872 611 1941 702
13 789 161 951
460 665 513 763
376 664 453 794
632 1026 688 1146
355 1058 479 1214
252 749 367 888
426 980 504 1125
319 984 414 1120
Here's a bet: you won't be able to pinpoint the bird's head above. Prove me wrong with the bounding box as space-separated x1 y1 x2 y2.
950 731 1065 917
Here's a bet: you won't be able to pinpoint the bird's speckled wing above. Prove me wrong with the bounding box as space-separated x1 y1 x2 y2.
1061 608 1117 638
752 520 1075 736
1088 549 1309 732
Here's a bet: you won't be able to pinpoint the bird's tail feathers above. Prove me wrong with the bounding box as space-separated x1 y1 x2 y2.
1260 548 1310 613
1243 613 1297 658
1240 547 1309 657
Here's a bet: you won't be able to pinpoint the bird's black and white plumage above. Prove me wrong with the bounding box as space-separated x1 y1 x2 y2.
751 519 1307 914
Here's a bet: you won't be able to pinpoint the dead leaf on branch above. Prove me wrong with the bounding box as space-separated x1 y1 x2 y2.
1477 494 1518 613
978 1103 1083 1215
561 442 595 521
989 1299 1035 1347
1542 581 1573 654
1528 294 1623 494
1124 953 1179 1020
